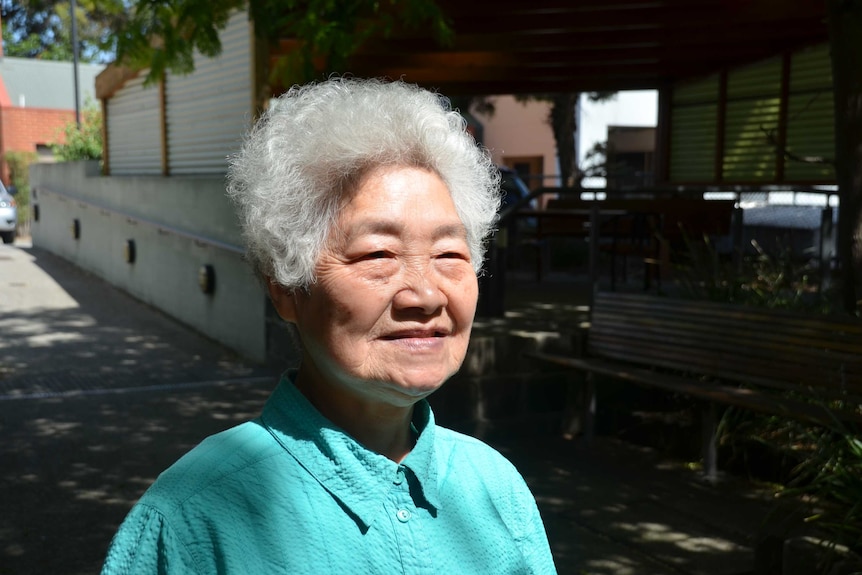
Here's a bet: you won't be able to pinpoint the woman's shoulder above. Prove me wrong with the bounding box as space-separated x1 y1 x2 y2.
430 426 540 526
432 426 522 476
140 419 281 512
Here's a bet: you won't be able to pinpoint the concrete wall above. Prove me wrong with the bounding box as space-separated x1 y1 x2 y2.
29 161 267 362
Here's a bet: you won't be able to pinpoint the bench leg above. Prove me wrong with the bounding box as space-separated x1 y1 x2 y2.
584 372 596 444
561 372 596 444
701 402 718 480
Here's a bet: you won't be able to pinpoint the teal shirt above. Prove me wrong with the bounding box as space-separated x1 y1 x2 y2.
101 375 557 574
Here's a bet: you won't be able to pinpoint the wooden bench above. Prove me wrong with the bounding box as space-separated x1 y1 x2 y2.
529 291 862 477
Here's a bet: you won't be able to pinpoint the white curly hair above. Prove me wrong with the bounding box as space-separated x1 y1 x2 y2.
226 77 501 290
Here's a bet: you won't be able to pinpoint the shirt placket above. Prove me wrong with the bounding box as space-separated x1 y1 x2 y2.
385 464 433 575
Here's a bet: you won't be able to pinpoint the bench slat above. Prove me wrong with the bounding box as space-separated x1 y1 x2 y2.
590 325 862 386
590 337 862 401
588 292 862 395
595 292 862 333
594 310 862 356
592 316 862 366
528 353 862 427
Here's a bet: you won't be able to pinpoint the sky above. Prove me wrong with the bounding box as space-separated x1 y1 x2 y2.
578 90 658 188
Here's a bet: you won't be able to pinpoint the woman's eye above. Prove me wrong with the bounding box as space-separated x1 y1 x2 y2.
356 251 390 262
438 252 467 260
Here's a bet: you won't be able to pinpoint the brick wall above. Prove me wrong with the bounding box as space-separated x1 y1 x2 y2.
0 106 74 183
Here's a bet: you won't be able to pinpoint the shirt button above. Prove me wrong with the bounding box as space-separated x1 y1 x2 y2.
396 509 411 523
394 467 404 486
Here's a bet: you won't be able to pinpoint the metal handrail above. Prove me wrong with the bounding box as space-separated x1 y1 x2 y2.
498 184 839 227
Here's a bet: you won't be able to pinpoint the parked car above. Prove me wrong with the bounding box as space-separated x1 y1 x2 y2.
0 183 17 244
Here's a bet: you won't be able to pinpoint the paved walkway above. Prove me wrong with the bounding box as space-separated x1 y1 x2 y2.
0 242 803 575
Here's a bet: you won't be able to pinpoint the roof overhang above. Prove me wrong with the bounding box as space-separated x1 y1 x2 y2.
325 0 829 95
95 65 143 100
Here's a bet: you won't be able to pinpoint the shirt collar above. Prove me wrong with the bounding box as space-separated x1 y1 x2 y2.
402 401 441 510
259 372 441 531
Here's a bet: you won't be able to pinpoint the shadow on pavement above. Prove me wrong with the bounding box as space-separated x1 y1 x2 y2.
0 247 271 398
0 382 275 575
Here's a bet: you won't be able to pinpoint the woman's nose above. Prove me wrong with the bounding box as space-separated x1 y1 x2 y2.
393 266 448 313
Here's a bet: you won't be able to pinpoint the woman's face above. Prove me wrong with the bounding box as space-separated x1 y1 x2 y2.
271 166 479 408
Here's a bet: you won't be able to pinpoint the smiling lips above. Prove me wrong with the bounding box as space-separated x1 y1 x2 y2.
381 328 450 340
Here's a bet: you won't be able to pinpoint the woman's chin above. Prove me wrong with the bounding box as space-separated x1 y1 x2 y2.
371 371 453 403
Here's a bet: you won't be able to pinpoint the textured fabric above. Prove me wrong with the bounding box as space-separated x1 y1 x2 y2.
101 374 557 574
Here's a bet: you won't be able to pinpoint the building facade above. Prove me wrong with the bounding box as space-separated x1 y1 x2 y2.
0 54 104 185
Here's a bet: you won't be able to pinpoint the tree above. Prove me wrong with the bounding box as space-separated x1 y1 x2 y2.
579 141 631 183
1 0 127 62
549 93 580 187
516 92 615 187
827 0 862 314
115 0 452 86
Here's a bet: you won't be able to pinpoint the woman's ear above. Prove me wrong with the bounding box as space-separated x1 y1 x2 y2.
267 279 299 323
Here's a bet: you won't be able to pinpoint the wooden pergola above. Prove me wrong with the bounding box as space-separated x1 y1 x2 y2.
307 0 829 95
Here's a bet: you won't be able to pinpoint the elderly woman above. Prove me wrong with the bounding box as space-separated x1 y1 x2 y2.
101 78 556 574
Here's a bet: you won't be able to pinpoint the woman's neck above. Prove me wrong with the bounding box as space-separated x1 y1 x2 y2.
294 367 417 462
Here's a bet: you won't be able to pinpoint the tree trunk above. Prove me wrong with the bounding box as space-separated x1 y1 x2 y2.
549 93 579 187
827 0 862 315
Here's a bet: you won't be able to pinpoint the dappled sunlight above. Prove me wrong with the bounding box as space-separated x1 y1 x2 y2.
508 329 561 343
473 300 589 335
584 555 643 575
0 312 94 344
26 330 89 347
615 521 685 542
122 335 172 348
0 247 266 400
677 537 745 554
0 247 280 574
1 382 274 574
31 418 81 438
495 435 777 574
535 495 571 507
4 542 25 558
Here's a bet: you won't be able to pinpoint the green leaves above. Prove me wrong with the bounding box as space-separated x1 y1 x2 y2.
1 0 127 62
51 100 102 162
257 0 452 87
117 0 241 84
783 425 862 556
115 0 451 87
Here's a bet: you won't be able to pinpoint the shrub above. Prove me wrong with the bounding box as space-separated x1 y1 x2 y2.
674 233 833 313
674 232 860 566
51 100 102 162
4 150 38 228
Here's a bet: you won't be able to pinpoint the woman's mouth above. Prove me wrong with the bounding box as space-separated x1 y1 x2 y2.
382 329 448 340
